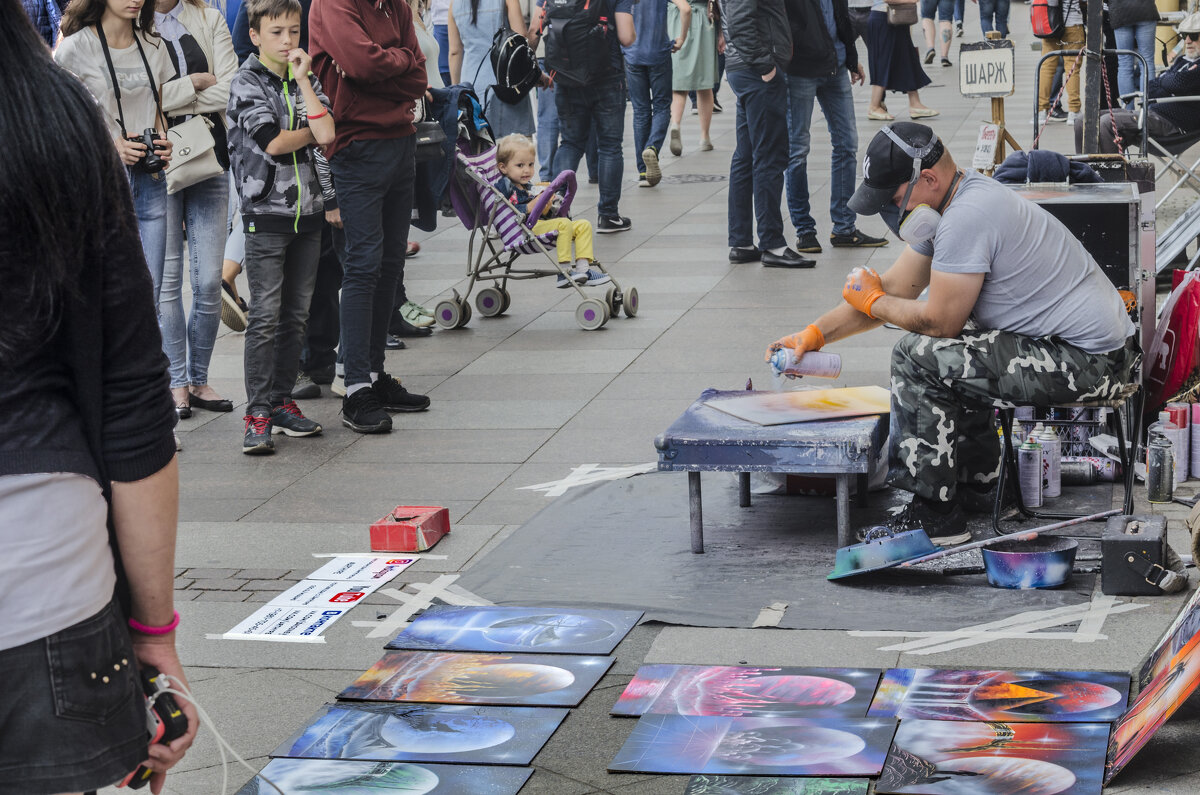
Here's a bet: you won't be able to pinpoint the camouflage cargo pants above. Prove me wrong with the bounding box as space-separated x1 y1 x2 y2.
888 329 1138 502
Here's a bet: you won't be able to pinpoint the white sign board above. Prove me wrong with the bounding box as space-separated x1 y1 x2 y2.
973 123 1002 170
223 605 348 643
269 578 383 609
307 555 416 583
959 41 1015 98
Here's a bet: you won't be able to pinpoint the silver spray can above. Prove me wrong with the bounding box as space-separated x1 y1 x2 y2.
1018 438 1043 508
1039 427 1061 498
768 349 843 379
1147 432 1175 504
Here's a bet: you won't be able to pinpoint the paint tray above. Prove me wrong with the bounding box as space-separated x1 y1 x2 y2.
828 529 939 580
370 506 450 552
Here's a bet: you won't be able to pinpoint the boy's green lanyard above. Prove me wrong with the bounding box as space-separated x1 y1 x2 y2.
283 65 302 233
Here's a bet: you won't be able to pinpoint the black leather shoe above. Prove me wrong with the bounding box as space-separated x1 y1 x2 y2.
175 404 191 420
729 246 761 264
390 313 433 338
761 248 816 268
189 393 234 412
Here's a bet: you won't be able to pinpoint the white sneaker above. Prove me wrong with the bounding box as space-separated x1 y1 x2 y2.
331 377 347 397
1066 111 1078 124
1036 110 1047 126
638 178 651 188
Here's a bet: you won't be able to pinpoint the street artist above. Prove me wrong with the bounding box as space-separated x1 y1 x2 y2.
767 122 1139 547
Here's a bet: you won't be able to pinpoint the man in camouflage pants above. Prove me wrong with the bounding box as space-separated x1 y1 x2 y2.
768 122 1138 546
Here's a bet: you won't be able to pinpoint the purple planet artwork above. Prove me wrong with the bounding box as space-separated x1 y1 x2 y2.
685 775 870 794
868 668 1129 723
385 605 643 655
875 719 1109 795
608 715 897 776
612 664 881 718
271 702 567 765
235 759 533 794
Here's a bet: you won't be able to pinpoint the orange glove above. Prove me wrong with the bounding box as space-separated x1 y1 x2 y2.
764 324 825 362
843 266 886 318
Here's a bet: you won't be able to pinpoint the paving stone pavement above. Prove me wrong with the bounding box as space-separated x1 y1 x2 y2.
96 12 1200 795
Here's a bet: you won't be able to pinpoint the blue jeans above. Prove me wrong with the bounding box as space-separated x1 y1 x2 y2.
954 0 964 22
160 172 228 388
786 70 858 238
537 61 560 181
330 136 416 388
1114 21 1157 104
727 68 788 250
978 0 1009 36
920 0 953 20
433 23 452 87
627 57 673 173
128 168 167 295
554 79 627 217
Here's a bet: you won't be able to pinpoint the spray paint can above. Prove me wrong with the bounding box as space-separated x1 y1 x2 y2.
1191 403 1200 479
1015 406 1036 422
1018 437 1043 508
1168 403 1190 482
1147 432 1175 503
768 349 843 379
1060 456 1120 483
1039 427 1061 498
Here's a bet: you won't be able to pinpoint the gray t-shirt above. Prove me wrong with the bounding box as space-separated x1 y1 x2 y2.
911 170 1134 354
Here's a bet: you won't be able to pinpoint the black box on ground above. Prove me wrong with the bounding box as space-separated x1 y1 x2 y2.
1102 514 1168 595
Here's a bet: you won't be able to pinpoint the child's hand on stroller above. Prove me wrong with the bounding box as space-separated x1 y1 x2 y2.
546 193 564 216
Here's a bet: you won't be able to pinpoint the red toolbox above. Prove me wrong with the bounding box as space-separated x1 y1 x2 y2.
370 506 450 552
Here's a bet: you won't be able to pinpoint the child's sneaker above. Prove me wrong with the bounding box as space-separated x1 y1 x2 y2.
270 400 323 437
556 271 588 288
242 411 274 454
575 268 611 287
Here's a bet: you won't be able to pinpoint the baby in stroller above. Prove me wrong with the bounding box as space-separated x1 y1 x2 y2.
492 134 611 289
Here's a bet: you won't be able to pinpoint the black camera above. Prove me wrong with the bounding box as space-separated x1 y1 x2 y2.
128 127 166 174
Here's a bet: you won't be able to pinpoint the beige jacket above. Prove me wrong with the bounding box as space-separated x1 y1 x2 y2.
161 1 238 123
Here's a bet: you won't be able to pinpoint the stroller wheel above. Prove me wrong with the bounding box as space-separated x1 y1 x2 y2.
434 298 470 329
623 287 639 318
499 288 511 314
605 286 621 317
576 298 609 330
475 287 507 317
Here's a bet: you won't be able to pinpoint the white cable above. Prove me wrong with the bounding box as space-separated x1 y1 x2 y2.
147 674 285 795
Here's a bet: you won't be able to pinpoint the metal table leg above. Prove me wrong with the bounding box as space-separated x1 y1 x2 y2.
738 472 751 507
689 471 704 554
836 474 851 548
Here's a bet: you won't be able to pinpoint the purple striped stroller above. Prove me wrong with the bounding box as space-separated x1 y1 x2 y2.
435 146 639 330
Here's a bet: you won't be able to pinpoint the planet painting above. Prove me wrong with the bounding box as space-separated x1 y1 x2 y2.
685 777 870 795
234 759 534 794
386 605 643 655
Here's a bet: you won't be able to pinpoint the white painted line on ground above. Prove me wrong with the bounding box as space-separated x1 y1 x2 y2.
1073 593 1119 643
752 602 789 627
350 574 493 639
518 463 657 497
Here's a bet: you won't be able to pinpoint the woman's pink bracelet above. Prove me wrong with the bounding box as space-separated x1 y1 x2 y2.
128 610 180 635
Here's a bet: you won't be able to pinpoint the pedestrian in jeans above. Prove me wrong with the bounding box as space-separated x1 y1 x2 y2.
1037 0 1084 124
722 0 810 268
625 0 691 187
529 0 636 233
785 0 888 256
1110 0 1160 107
311 0 433 433
227 0 334 453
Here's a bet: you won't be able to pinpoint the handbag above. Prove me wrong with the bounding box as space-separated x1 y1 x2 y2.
885 0 918 26
414 98 447 163
165 114 223 194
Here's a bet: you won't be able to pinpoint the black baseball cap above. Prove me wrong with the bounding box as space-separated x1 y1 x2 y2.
848 122 945 216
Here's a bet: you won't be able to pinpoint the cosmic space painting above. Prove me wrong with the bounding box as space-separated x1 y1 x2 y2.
684 775 870 794
867 668 1130 723
235 759 532 794
271 702 567 765
385 605 643 655
338 650 614 707
612 664 881 718
1106 631 1200 783
1136 584 1200 689
875 719 1110 795
608 715 897 776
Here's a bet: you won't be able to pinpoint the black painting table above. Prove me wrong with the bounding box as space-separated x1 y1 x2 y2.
654 389 889 552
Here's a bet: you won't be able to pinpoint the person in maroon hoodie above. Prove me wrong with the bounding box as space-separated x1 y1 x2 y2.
310 0 432 433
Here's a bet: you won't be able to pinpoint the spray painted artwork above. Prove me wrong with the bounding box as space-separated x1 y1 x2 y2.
685 775 870 794
386 605 643 655
875 719 1109 795
612 664 881 718
608 715 897 776
234 759 532 794
338 650 614 707
1136 584 1200 689
868 669 1129 723
1106 631 1200 782
272 702 567 765
704 386 891 426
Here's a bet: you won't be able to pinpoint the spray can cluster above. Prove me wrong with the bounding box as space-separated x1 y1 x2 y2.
1014 422 1063 508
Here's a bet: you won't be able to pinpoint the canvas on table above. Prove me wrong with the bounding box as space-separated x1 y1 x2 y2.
685 775 870 794
868 668 1130 723
876 719 1109 795
235 759 532 794
608 715 897 776
272 702 567 766
339 650 614 707
386 605 644 655
704 386 890 426
613 664 881 718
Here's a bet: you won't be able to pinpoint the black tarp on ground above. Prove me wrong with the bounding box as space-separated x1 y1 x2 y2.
457 472 1100 631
